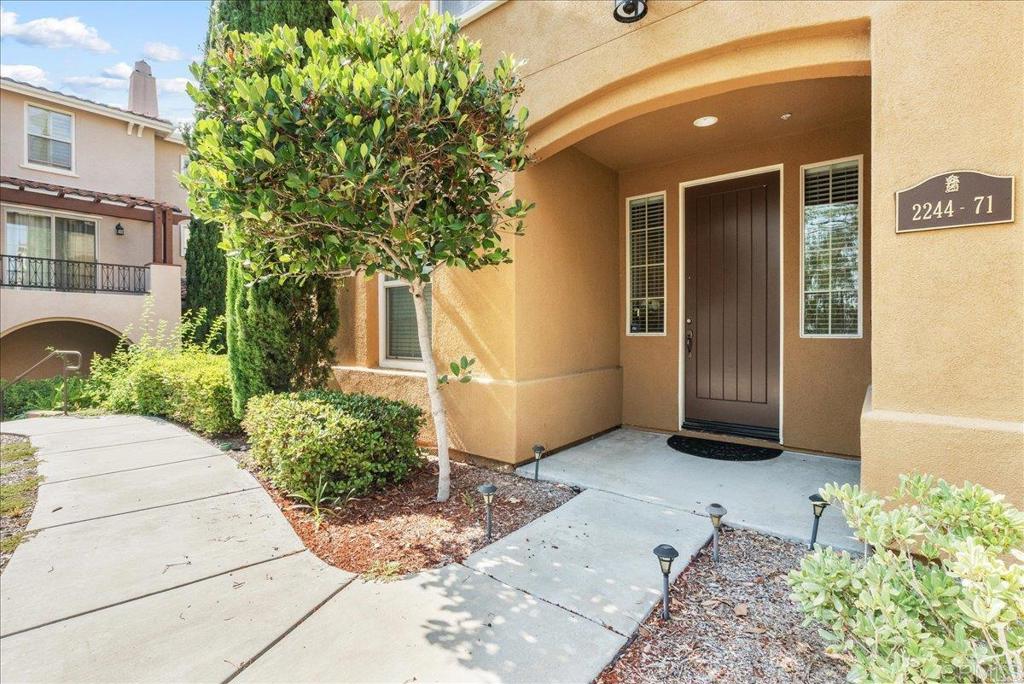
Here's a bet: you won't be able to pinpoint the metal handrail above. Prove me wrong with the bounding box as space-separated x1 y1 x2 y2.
0 349 82 419
0 254 149 294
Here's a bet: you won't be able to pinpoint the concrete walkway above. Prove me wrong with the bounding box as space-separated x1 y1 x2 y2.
0 416 712 683
518 427 861 552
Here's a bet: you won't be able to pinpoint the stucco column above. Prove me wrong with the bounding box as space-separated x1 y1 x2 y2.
862 1 1024 504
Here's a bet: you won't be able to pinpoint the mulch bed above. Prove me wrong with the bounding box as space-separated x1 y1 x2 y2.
227 445 576 576
598 528 848 684
1 433 39 572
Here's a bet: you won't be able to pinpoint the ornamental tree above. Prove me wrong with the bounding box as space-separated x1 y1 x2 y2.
185 1 531 501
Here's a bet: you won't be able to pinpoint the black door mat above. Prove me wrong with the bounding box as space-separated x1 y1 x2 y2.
667 434 782 461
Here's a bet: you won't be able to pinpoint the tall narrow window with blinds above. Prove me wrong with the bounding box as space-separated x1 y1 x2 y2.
628 194 666 335
382 276 432 366
802 159 861 337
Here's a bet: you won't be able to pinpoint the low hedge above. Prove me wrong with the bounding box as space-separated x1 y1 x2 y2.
242 390 424 498
91 350 237 435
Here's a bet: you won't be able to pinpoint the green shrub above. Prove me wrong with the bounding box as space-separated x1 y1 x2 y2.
0 376 94 419
183 219 227 348
242 391 424 498
789 475 1024 683
88 307 237 435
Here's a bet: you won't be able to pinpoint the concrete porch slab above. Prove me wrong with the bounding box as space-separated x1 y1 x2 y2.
0 552 353 684
235 563 625 684
464 488 709 636
0 489 304 636
36 434 222 482
519 428 861 552
28 456 259 530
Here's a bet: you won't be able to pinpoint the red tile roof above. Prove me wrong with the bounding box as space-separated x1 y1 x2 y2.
0 176 185 213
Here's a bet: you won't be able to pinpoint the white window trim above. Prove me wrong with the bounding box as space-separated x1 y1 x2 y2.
798 154 864 339
378 274 429 372
22 101 78 177
179 154 189 176
179 221 190 258
430 0 507 26
625 190 667 337
3 204 103 261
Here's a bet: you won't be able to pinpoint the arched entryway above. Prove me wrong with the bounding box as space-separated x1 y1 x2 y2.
0 319 121 379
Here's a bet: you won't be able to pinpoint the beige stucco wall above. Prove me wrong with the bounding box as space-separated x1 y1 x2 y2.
861 0 1024 505
0 90 157 199
618 118 871 456
0 264 181 343
339 1 1023 504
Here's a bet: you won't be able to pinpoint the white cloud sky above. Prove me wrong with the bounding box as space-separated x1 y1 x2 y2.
102 62 134 79
0 63 49 86
157 77 191 94
143 41 182 62
63 75 125 90
0 9 112 53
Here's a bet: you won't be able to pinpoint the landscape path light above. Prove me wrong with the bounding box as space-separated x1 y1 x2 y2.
705 503 727 562
808 493 829 550
478 483 497 543
533 444 544 481
653 544 679 620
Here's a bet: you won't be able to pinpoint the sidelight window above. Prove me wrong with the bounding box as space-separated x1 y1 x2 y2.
379 275 432 370
801 157 862 338
627 193 666 335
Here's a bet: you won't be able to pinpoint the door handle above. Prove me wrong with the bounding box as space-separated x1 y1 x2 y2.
686 329 694 356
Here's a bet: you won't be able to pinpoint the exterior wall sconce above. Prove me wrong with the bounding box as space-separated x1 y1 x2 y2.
613 0 648 23
115 223 125 236
705 503 727 562
478 483 497 542
653 544 678 619
808 493 829 549
533 444 544 480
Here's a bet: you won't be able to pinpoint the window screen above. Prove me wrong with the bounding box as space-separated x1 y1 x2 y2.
384 277 432 361
628 195 665 334
27 105 73 170
802 160 860 336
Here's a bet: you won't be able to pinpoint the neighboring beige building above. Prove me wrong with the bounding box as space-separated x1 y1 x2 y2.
336 1 1024 505
0 61 188 379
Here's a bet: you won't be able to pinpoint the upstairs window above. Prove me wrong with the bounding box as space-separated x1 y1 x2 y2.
801 158 862 337
380 275 433 370
26 104 74 172
627 193 666 335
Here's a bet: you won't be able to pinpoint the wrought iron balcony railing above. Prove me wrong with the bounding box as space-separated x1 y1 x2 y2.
0 254 149 294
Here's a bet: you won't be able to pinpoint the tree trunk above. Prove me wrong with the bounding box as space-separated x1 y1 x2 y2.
410 278 450 502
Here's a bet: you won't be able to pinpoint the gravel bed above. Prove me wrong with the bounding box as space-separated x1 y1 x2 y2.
598 528 849 684
1 433 39 572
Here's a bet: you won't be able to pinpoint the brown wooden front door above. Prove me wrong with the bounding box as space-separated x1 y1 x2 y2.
683 171 780 440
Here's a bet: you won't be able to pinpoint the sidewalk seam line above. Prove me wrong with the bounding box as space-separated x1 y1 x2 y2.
35 434 186 455
457 562 631 638
222 571 358 683
27 486 263 532
40 454 223 485
0 549 306 640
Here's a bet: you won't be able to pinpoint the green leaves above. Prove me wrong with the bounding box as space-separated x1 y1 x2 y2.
788 475 1024 683
185 0 531 291
437 355 476 386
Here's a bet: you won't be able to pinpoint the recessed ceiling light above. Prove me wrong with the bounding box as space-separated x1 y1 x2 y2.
693 115 718 128
780 112 793 120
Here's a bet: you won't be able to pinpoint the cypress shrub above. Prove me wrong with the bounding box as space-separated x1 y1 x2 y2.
203 0 340 418
182 219 227 347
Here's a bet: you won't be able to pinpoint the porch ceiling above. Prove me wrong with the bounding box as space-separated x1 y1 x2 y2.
574 76 870 171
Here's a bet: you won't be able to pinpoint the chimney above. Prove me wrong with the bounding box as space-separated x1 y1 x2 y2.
128 60 158 118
